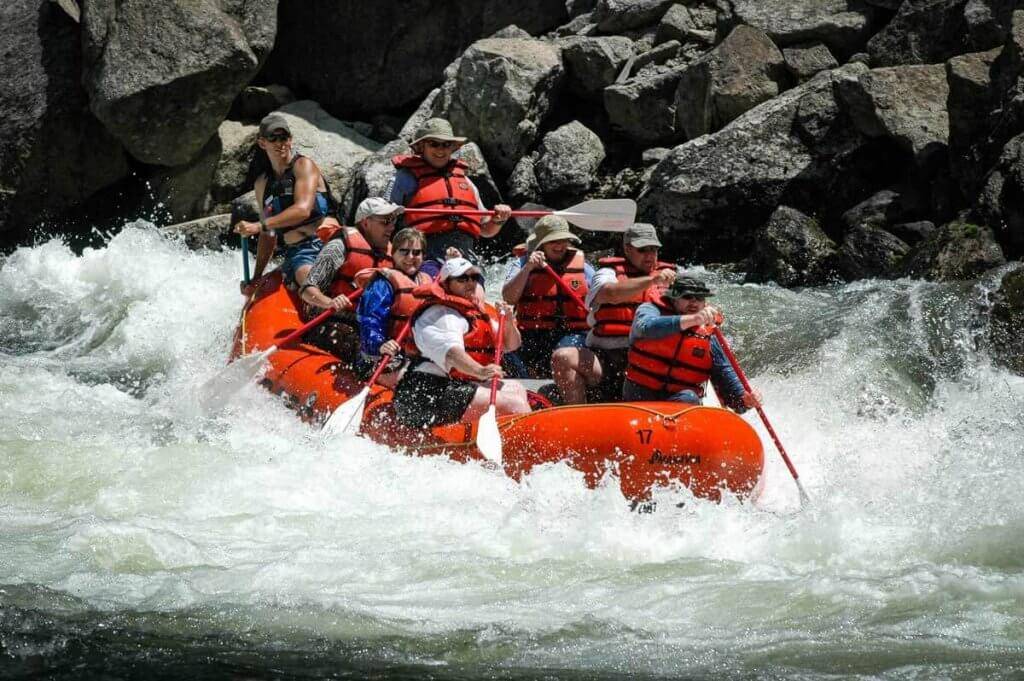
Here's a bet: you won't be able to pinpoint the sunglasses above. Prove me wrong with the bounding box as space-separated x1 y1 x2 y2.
424 139 456 150
450 273 480 283
678 295 706 302
263 132 290 143
395 247 423 257
370 215 398 225
635 246 660 254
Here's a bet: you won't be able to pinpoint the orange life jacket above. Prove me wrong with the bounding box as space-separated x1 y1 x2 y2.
411 282 497 381
514 248 590 332
625 290 715 396
591 256 675 338
314 224 393 299
392 155 483 237
355 268 433 356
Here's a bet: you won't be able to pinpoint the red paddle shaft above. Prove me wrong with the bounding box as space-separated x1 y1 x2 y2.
543 263 588 313
403 208 559 218
488 311 508 405
277 288 364 348
712 327 808 499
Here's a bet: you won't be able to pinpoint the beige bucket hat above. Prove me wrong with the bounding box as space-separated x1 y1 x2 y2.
410 118 468 146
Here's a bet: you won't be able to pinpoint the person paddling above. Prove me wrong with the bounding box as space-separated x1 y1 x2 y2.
624 275 762 411
352 228 432 388
234 113 335 293
502 215 594 387
550 224 676 404
391 258 530 428
297 197 398 362
387 118 512 279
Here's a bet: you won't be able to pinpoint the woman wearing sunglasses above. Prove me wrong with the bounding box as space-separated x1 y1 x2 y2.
234 113 336 293
388 117 512 280
351 228 433 388
390 258 531 429
623 274 762 412
295 197 399 363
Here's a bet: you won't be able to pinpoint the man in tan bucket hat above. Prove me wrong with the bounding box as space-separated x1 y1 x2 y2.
388 117 512 280
501 215 595 399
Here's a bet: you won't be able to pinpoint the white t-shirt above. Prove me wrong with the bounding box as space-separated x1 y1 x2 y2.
411 305 500 378
585 267 630 350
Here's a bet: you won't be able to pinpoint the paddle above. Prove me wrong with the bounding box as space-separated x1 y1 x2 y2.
198 288 364 409
542 262 588 313
475 308 508 464
241 235 251 285
402 198 637 233
712 327 810 505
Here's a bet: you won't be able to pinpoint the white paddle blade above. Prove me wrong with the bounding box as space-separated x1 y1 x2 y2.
556 199 636 232
196 346 275 412
322 386 369 438
475 405 503 463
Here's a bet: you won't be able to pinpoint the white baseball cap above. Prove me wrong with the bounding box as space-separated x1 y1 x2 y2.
440 257 483 282
355 197 405 222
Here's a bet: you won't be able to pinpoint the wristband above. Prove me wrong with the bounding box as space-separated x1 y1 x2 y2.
259 215 268 232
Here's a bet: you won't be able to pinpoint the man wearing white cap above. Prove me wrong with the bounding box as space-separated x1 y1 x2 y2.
391 258 531 428
296 197 400 361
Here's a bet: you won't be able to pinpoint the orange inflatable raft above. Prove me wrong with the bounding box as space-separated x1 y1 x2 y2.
232 273 765 502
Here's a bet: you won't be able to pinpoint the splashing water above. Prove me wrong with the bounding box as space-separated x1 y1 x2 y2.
2 224 1023 679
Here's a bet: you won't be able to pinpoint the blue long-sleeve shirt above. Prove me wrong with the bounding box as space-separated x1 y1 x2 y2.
629 302 748 412
356 277 395 359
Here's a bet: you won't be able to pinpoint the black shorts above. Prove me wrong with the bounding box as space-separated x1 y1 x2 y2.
588 346 628 403
393 370 478 428
305 319 360 365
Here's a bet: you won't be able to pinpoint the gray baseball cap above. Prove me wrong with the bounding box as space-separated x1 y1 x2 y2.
258 112 291 138
623 222 662 248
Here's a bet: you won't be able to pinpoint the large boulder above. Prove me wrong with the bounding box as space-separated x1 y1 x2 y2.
974 132 1024 258
867 0 1017 66
1 0 129 246
560 36 636 99
725 0 875 59
836 64 950 165
783 43 840 82
210 121 259 208
433 37 565 174
81 0 277 167
675 25 788 139
838 225 911 279
656 4 716 46
946 47 1003 198
639 63 872 260
902 220 1005 280
162 213 232 251
604 67 682 145
841 189 912 231
592 0 674 32
747 206 841 286
534 121 606 196
262 2 568 118
988 265 1024 375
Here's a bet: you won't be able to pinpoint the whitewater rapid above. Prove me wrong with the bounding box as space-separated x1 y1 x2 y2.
2 225 1023 678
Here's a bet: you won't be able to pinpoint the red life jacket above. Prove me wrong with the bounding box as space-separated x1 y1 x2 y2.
514 248 590 332
314 225 393 299
625 290 715 396
392 155 483 237
591 256 675 338
411 282 497 381
355 268 433 356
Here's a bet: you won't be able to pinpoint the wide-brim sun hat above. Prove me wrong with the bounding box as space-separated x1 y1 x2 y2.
527 215 581 252
410 117 468 146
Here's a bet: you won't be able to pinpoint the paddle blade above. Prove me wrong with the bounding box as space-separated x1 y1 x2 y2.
197 347 274 412
322 386 369 438
475 405 502 463
556 199 636 232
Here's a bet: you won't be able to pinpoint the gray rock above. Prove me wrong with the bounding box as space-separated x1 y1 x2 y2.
211 121 258 206
836 64 950 164
783 43 840 82
151 136 220 223
1 0 129 244
642 147 670 165
507 155 542 205
975 132 1024 259
839 225 911 279
864 0 901 7
592 0 674 32
604 67 682 144
631 40 682 73
868 0 1016 66
748 206 841 286
888 220 937 244
163 213 231 251
81 0 277 166
567 0 598 18
640 64 871 260
263 2 567 116
231 190 258 225
841 190 910 231
491 24 533 39
534 121 606 195
726 0 875 58
675 25 789 138
552 13 598 37
433 37 565 174
230 85 295 123
902 220 1005 280
988 265 1024 375
560 35 636 98
947 48 1003 197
